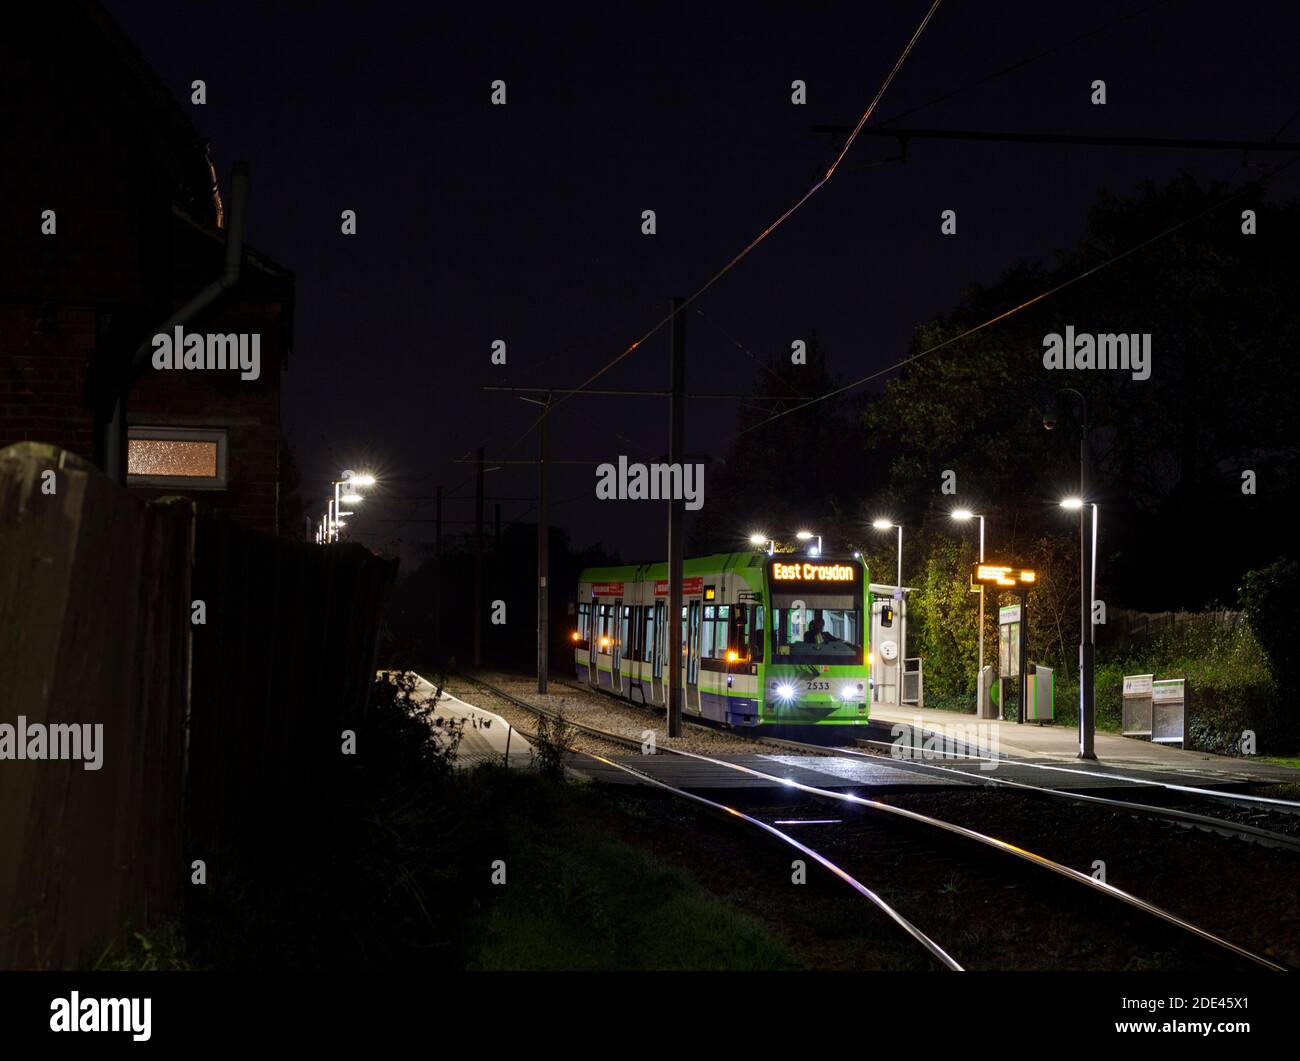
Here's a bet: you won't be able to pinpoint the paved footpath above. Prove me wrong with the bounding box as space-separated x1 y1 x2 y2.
870 702 1300 786
403 674 534 768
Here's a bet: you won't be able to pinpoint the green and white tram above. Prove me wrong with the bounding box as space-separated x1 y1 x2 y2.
574 552 872 733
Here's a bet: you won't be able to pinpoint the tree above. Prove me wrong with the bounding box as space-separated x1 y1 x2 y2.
690 334 876 554
866 176 1300 609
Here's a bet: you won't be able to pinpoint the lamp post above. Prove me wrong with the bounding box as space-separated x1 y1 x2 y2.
1061 496 1099 754
951 509 988 717
1046 388 1096 759
871 519 906 704
325 470 375 544
870 519 903 591
749 533 775 556
795 530 822 556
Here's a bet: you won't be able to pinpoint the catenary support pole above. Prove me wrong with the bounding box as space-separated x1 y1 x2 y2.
538 393 550 694
666 298 686 738
474 447 484 669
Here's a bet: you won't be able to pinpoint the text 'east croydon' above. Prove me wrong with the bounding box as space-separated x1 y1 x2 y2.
771 562 856 582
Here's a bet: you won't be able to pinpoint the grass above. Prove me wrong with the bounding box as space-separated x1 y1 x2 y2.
85 764 801 971
465 780 800 971
91 922 193 971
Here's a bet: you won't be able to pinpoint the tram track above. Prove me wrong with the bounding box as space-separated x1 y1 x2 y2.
462 673 1288 972
457 675 961 969
552 674 1300 853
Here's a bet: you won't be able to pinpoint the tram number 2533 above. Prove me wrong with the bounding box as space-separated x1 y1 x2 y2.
805 680 831 691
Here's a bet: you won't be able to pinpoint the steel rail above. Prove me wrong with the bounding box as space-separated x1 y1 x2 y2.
557 677 1300 852
473 675 1286 971
458 676 961 969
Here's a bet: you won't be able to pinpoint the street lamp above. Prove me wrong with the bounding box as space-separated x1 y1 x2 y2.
749 533 775 556
1047 388 1097 759
795 530 822 556
870 519 903 594
327 469 376 544
950 509 989 718
1061 495 1099 700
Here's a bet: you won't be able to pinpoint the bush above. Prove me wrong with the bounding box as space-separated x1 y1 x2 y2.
182 670 487 969
1241 558 1300 683
532 711 576 780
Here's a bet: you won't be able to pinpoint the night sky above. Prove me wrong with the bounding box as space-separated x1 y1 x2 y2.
104 0 1300 563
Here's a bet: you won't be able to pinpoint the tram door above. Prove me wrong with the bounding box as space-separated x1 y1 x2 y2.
684 599 702 713
612 599 624 692
650 602 664 704
587 600 600 687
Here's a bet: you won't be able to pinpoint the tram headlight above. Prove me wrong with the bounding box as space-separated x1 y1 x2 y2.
776 683 795 701
840 685 858 701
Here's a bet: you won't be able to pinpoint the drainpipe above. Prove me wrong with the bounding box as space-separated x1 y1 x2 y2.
100 162 250 483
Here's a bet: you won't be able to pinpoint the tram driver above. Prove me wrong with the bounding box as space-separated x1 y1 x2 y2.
804 612 838 646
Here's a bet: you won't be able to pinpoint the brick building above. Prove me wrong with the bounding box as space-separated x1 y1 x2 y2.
0 2 294 534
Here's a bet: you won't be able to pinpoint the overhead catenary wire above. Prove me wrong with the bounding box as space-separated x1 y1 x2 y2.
495 0 945 460
873 0 1175 129
423 1 1194 527
692 306 807 398
734 152 1300 441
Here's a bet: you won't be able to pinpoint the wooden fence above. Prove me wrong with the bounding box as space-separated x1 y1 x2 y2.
0 442 396 969
186 518 397 858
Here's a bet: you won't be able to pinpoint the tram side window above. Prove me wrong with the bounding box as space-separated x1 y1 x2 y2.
641 606 655 661
619 606 632 656
577 602 591 642
699 605 736 661
596 603 611 648
713 605 730 659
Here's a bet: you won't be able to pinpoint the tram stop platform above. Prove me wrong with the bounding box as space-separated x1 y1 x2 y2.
868 702 1300 787
402 674 534 768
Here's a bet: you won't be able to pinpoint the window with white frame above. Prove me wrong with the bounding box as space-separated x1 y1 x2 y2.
126 426 229 490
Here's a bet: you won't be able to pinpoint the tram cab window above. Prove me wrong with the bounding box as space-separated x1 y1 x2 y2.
577 602 591 643
732 604 764 662
728 605 764 663
774 602 862 662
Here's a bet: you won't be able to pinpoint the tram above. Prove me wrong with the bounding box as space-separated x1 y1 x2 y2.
574 552 872 733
